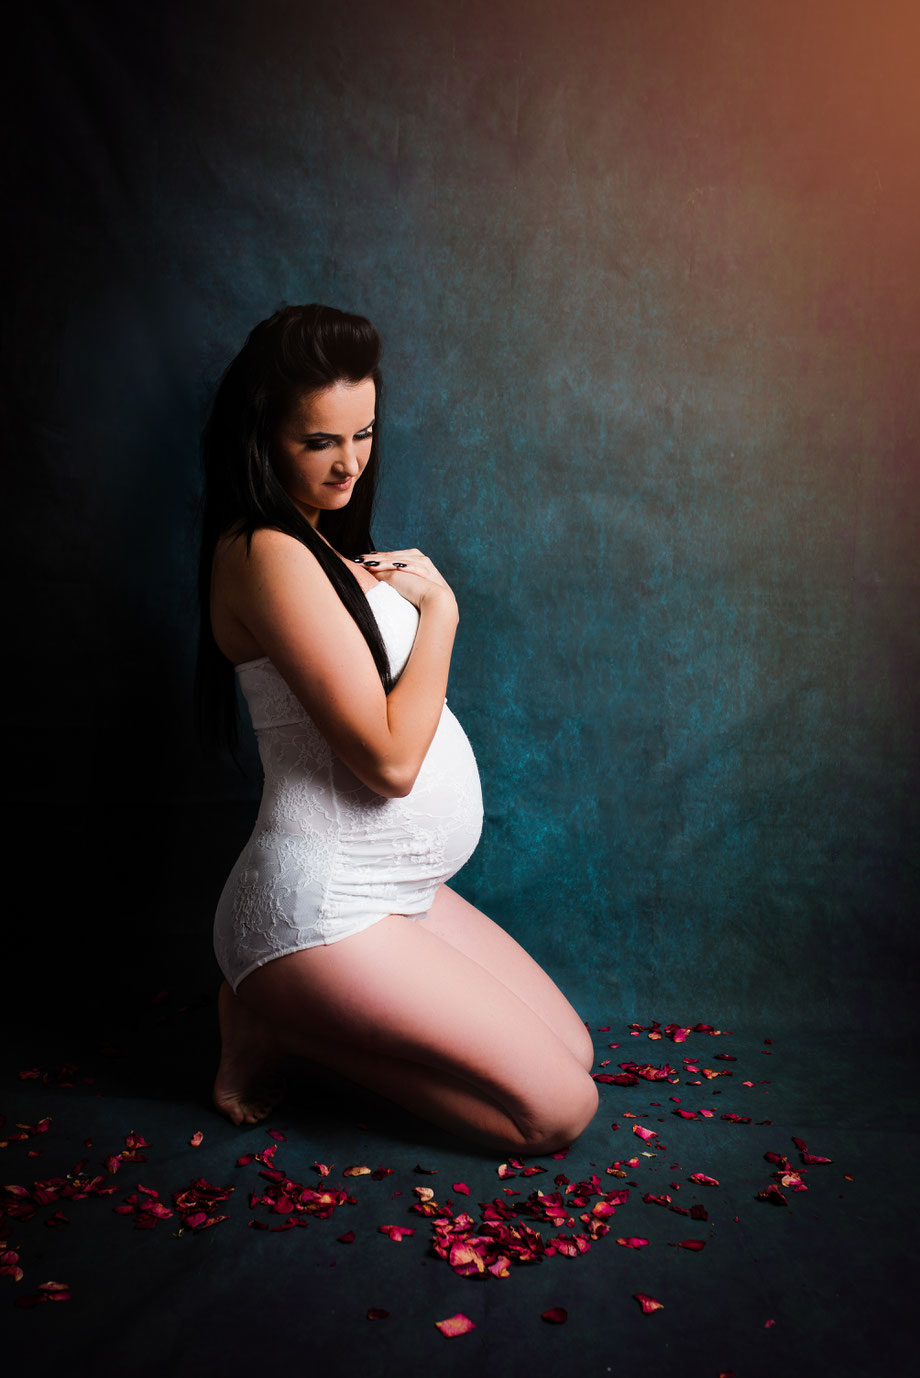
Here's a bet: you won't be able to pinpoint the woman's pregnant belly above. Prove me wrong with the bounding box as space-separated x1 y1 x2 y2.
324 703 483 909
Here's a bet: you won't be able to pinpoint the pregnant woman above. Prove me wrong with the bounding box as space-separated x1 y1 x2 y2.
197 303 598 1153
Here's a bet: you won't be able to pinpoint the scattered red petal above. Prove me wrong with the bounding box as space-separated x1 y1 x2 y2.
378 1225 415 1242
542 1307 568 1323
616 1236 650 1248
367 1308 389 1320
792 1136 807 1152
267 1130 286 1142
338 1231 355 1243
344 1166 371 1177
678 1239 706 1251
689 1174 719 1186
756 1185 788 1206
436 1313 476 1337
189 1131 204 1148
633 1125 657 1142
633 1293 664 1314
802 1154 833 1165
452 1182 470 1195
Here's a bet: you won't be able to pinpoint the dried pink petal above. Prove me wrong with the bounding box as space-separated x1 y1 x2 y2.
267 1130 286 1142
452 1182 470 1196
689 1173 719 1186
436 1313 476 1337
338 1231 355 1243
792 1136 807 1152
189 1132 204 1148
633 1125 657 1142
674 1110 698 1119
616 1236 650 1248
801 1153 832 1165
678 1239 706 1250
378 1225 415 1242
344 1166 371 1177
542 1307 568 1323
756 1185 788 1205
497 1164 516 1179
633 1293 664 1314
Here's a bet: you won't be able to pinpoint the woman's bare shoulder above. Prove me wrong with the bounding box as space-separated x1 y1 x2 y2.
215 525 327 589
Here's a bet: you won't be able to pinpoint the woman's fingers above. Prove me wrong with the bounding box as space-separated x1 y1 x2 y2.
355 550 448 586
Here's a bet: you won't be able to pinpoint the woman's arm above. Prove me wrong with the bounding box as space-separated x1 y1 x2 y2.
215 528 458 798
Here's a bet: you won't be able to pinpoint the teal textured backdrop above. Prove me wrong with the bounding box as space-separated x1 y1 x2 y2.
7 0 918 1028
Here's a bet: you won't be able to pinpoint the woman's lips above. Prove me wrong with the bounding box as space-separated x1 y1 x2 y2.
324 478 352 489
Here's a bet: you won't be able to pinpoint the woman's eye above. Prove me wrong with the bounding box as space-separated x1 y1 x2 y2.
306 439 333 451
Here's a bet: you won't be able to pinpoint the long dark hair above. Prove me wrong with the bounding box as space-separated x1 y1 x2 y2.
195 303 392 753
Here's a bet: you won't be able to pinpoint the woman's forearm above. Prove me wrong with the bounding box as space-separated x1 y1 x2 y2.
374 588 459 797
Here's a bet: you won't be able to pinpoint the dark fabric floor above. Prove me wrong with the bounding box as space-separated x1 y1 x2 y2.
1 990 914 1378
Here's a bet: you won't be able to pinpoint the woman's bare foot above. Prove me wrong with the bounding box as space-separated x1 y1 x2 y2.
212 980 286 1125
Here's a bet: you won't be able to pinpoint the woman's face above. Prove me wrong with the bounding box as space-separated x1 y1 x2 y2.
273 377 376 527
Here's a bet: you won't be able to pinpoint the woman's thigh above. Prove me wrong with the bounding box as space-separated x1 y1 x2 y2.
238 913 596 1141
418 885 595 1072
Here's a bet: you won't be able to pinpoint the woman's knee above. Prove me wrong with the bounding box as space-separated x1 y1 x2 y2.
571 1021 596 1074
518 1070 599 1154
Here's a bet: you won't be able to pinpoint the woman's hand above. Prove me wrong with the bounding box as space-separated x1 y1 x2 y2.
356 549 457 614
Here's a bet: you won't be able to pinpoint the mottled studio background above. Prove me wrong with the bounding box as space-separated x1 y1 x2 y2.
6 0 918 1031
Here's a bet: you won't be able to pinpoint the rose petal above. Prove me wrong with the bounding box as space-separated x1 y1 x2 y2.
338 1231 355 1243
452 1182 470 1195
678 1239 706 1250
189 1131 204 1148
616 1236 650 1248
436 1313 476 1337
689 1173 719 1186
367 1308 389 1320
378 1225 415 1241
801 1154 833 1165
756 1184 788 1205
541 1307 568 1324
633 1125 657 1142
633 1293 664 1314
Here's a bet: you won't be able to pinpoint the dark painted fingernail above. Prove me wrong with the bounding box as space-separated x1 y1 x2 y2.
364 560 380 567
353 556 365 563
392 561 407 568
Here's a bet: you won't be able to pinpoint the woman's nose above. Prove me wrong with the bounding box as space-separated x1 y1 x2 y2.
335 444 361 475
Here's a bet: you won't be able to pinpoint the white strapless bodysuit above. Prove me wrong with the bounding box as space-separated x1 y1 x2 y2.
213 581 484 992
